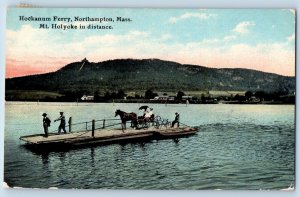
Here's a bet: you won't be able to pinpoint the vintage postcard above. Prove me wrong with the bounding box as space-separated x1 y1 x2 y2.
4 8 295 190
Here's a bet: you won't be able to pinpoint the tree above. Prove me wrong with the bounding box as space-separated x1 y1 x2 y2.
117 89 126 99
111 92 117 99
245 91 253 100
234 94 245 101
201 94 206 103
255 91 265 101
94 90 100 102
135 94 141 99
145 89 157 99
176 91 185 100
104 92 111 101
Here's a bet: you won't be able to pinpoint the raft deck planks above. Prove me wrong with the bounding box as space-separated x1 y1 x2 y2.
20 126 198 150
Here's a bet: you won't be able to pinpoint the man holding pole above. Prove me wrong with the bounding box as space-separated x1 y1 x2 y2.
171 112 180 128
55 111 67 134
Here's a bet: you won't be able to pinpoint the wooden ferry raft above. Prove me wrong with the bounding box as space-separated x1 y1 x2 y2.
20 126 198 150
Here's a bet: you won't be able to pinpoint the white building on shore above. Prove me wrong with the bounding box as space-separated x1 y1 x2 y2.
81 95 94 101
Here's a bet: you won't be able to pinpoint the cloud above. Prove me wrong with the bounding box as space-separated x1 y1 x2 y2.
174 43 294 76
223 35 237 42
88 40 294 76
198 34 236 46
233 21 255 34
160 34 173 41
6 25 149 58
6 24 295 78
128 30 149 37
287 33 295 42
6 25 81 77
5 25 152 77
6 25 65 60
65 30 149 54
199 38 220 45
215 43 294 74
169 12 215 23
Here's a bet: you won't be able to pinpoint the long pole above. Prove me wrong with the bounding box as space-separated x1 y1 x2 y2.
68 117 72 133
92 119 95 137
103 119 106 129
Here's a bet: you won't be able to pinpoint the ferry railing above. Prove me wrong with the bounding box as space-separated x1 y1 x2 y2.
50 117 125 137
49 116 187 137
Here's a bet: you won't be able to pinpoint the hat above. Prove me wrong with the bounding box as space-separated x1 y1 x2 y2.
42 113 47 116
150 108 153 110
175 112 178 114
60 111 64 114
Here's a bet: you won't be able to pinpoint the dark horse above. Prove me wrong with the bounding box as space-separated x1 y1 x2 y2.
115 109 138 129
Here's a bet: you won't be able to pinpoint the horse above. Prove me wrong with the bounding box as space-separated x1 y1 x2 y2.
115 109 138 129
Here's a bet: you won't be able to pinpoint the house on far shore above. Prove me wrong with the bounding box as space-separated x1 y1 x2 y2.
150 95 174 101
81 95 94 101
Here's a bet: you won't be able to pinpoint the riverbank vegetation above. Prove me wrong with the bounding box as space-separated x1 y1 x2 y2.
5 89 295 104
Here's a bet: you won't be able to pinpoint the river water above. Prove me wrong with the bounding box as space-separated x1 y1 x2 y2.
4 102 295 190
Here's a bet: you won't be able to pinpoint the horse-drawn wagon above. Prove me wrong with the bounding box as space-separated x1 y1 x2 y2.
114 106 171 130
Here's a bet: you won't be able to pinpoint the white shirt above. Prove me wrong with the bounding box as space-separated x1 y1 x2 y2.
145 110 153 118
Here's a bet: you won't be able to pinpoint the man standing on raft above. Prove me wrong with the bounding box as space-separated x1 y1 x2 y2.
171 112 180 128
55 112 67 134
42 113 51 137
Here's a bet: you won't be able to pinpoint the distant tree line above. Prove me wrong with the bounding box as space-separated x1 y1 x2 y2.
6 88 294 104
236 90 294 104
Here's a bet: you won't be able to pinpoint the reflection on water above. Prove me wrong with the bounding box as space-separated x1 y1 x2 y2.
4 102 295 189
41 153 49 166
90 147 95 168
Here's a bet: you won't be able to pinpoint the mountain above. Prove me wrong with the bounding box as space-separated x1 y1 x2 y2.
5 58 295 95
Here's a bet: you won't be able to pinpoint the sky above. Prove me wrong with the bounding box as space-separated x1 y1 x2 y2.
6 8 296 78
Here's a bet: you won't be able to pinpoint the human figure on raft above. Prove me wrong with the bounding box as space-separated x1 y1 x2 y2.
139 107 155 122
54 111 68 134
171 112 180 128
42 113 51 137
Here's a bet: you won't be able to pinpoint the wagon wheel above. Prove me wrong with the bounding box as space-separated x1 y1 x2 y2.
158 119 164 128
167 121 171 127
153 120 160 129
143 121 150 129
154 116 161 122
162 119 169 128
137 118 150 129
136 119 143 129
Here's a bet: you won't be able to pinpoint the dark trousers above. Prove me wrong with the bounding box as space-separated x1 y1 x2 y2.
58 124 66 133
172 120 179 127
43 123 48 137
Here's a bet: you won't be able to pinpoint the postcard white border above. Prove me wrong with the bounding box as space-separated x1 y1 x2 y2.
0 0 299 197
